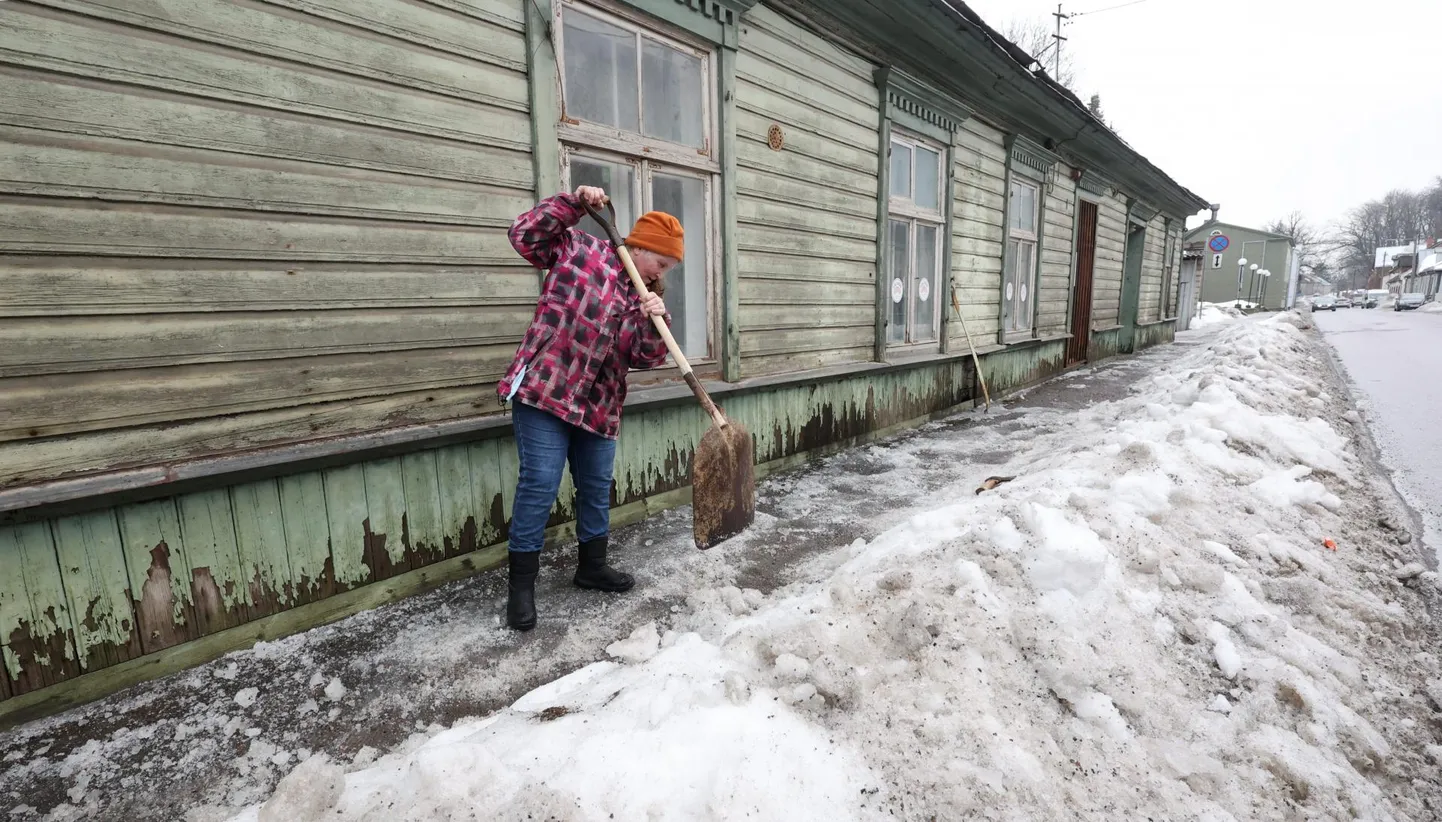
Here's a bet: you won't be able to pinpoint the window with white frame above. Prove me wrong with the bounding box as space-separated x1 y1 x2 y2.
555 0 717 360
886 131 945 347
1003 180 1039 334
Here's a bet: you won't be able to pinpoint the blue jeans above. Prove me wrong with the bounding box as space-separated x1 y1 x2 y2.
508 402 617 553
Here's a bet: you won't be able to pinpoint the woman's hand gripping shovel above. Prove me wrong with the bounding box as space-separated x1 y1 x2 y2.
582 200 755 549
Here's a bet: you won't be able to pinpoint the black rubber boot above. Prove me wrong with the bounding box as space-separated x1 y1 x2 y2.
572 538 634 593
506 550 540 631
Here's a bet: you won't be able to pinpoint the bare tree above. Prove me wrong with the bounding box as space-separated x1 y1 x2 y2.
1266 210 1320 276
1000 17 1076 92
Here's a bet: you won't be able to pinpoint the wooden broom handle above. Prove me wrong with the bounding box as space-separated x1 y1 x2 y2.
581 199 728 430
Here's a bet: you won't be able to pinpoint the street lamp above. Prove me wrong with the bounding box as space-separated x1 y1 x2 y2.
1235 257 1249 309
1249 263 1259 307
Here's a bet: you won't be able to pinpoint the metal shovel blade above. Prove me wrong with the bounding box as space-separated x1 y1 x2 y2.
691 421 755 549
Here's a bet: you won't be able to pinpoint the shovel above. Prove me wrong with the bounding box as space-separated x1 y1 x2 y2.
581 200 755 549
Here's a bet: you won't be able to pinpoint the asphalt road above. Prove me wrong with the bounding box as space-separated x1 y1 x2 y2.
1313 302 1442 561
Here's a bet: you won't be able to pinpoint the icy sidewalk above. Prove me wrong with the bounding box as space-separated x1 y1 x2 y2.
9 314 1442 822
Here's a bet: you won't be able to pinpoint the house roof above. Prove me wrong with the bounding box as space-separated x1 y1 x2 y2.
1183 220 1293 244
774 0 1209 217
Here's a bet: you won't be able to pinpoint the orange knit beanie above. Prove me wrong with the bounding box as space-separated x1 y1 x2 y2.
625 211 684 261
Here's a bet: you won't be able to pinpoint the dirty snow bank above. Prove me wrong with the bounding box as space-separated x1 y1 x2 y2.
1192 301 1245 328
225 314 1438 821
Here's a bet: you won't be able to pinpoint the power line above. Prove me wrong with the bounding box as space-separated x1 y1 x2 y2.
1073 0 1150 17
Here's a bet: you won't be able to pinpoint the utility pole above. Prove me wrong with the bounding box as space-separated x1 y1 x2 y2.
1051 4 1070 78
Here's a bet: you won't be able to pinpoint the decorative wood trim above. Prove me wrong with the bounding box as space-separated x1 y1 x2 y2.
1128 197 1160 226
874 67 974 142
1076 168 1116 198
720 45 742 381
525 0 562 200
602 0 757 46
873 115 892 362
1007 134 1059 183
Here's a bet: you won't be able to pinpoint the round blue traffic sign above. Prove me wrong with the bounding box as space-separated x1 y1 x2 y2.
1208 235 1230 253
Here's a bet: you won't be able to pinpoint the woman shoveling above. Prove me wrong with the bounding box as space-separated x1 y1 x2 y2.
497 186 683 631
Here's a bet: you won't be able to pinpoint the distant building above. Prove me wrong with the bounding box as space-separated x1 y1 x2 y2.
1184 219 1296 310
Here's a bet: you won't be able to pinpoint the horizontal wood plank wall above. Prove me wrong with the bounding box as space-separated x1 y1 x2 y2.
1090 191 1128 329
1035 163 1076 337
949 117 1007 342
734 4 880 378
0 0 533 489
1138 214 1167 323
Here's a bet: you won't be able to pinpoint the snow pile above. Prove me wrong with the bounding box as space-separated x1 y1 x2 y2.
229 633 874 821
1192 301 1245 328
227 314 1429 821
1416 301 1442 314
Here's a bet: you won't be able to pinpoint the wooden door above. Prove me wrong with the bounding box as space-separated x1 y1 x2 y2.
1066 200 1099 365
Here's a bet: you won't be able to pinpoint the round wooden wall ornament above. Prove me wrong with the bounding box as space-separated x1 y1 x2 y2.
767 124 784 151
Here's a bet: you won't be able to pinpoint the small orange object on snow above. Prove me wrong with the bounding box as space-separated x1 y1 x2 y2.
1323 539 1338 551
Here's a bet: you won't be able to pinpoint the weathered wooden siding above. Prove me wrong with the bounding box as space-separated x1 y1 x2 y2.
0 0 533 489
0 355 978 708
1090 191 1128 329
1138 215 1167 323
1036 163 1076 337
949 117 1007 342
735 4 880 377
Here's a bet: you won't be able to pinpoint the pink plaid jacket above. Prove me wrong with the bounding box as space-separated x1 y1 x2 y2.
498 193 671 439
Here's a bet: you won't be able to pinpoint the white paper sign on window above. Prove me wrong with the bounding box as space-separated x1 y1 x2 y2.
891 278 905 303
918 278 930 302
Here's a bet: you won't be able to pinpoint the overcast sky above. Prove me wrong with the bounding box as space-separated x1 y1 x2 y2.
960 0 1440 233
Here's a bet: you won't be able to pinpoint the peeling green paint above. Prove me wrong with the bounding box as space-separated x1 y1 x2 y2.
980 342 1067 396
1088 327 1124 364
52 512 138 670
1134 321 1175 351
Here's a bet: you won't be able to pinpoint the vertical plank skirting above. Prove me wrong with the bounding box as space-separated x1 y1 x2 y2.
278 472 335 605
51 512 144 672
116 500 192 656
230 479 292 619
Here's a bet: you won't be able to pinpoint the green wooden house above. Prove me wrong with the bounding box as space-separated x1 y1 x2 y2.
0 0 1207 723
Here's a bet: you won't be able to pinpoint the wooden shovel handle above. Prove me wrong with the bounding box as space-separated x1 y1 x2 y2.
582 199 728 430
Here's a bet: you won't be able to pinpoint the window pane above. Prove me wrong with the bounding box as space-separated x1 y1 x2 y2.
562 9 639 133
1014 240 1035 331
889 142 912 200
1003 238 1019 330
650 172 708 358
914 146 940 212
888 219 909 343
912 223 939 342
1009 183 1037 234
642 39 704 147
571 156 636 244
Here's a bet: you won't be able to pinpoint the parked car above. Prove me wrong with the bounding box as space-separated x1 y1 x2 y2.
1395 293 1426 311
1312 294 1337 312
